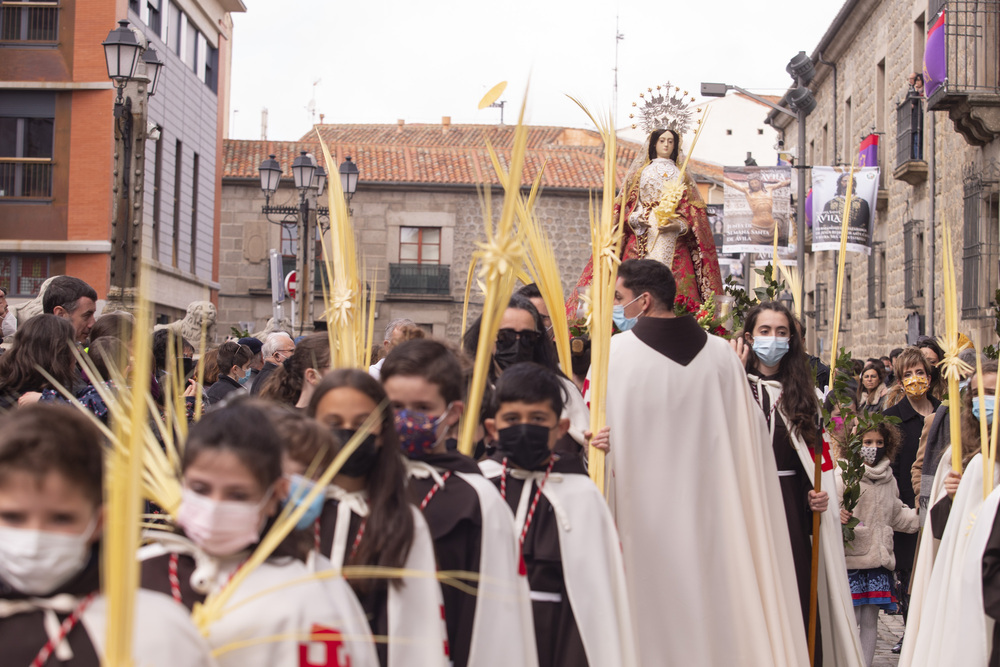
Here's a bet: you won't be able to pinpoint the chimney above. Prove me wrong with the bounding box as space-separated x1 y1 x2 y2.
397 118 405 132
442 116 451 133
319 113 325 124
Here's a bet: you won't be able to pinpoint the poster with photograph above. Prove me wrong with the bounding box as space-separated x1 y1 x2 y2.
811 166 880 254
722 166 793 254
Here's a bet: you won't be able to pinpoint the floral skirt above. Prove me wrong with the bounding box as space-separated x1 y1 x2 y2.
848 567 898 611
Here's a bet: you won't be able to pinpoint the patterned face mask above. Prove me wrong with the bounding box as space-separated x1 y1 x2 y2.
903 374 930 398
860 445 884 466
394 407 451 460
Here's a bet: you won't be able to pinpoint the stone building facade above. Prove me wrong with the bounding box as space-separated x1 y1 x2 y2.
219 122 724 343
768 0 998 360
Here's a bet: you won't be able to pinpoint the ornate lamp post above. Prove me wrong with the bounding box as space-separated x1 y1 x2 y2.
103 20 165 308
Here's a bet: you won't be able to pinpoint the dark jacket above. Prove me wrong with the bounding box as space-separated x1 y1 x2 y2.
204 375 245 405
250 361 278 396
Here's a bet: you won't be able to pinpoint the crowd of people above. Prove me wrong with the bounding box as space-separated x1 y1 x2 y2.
0 267 997 666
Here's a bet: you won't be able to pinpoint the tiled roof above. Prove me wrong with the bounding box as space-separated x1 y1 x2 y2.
223 123 718 190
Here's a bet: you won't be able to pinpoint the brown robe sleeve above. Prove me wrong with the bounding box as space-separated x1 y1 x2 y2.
911 412 936 497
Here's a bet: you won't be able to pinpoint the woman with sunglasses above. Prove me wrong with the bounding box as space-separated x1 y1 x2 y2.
464 294 591 460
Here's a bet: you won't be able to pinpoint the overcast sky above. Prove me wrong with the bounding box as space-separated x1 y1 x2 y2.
228 0 847 142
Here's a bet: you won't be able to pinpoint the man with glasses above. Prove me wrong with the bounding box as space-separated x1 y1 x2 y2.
250 332 296 395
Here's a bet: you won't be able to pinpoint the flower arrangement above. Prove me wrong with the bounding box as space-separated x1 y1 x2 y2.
673 294 728 337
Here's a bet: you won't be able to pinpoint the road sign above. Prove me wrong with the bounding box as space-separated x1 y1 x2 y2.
285 270 297 300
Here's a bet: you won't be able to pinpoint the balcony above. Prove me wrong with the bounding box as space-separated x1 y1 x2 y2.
0 1 59 44
925 2 1000 146
0 158 52 199
894 92 928 185
388 263 450 297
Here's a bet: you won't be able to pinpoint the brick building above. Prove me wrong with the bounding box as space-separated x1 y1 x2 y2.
219 121 725 340
0 0 244 319
767 0 998 360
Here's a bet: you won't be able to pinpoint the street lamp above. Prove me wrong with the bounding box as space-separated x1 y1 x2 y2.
701 65 815 312
259 154 282 198
292 151 317 191
339 156 359 213
312 165 327 197
102 19 165 308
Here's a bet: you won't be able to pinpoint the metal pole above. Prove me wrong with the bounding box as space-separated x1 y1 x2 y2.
297 196 310 336
797 108 807 310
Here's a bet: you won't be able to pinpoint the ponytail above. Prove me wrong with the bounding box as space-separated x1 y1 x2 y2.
258 334 331 406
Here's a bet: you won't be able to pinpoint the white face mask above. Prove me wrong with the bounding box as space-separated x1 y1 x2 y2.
176 487 272 557
0 516 98 595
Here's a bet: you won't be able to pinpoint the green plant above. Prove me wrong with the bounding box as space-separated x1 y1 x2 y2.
229 325 251 339
724 263 786 334
823 347 901 545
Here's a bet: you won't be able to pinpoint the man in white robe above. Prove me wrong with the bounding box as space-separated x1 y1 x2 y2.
600 259 808 666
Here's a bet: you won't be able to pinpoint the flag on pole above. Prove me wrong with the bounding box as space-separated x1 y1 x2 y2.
858 134 879 168
924 10 947 98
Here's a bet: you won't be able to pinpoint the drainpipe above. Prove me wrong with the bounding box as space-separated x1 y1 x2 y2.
926 109 935 336
818 52 838 164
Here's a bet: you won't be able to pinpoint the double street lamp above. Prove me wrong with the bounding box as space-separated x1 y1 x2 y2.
102 20 165 305
702 51 817 311
258 151 360 333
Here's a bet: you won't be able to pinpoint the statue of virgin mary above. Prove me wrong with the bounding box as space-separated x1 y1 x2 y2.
567 120 723 317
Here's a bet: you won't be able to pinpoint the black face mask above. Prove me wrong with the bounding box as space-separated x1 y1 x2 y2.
331 428 380 477
497 423 553 470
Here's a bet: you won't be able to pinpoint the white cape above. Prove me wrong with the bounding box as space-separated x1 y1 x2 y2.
899 445 954 666
752 376 864 667
481 462 637 666
603 330 808 666
325 490 449 667
902 453 996 666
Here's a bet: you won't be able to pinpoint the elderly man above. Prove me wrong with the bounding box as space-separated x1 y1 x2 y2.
250 332 295 396
0 286 16 341
42 276 97 344
369 318 416 380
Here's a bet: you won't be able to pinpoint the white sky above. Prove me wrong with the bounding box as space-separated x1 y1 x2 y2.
228 0 847 142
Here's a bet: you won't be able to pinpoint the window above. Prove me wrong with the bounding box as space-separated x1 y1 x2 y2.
903 220 925 309
841 271 852 328
0 0 59 42
205 43 219 93
168 2 181 55
896 92 924 166
399 227 441 264
0 92 55 199
757 129 764 135
129 0 140 13
868 242 886 318
914 14 926 75
877 59 886 187
185 20 197 72
822 124 829 165
146 0 161 34
725 129 732 136
962 165 1000 318
190 152 199 273
151 131 163 259
172 139 182 268
0 255 49 297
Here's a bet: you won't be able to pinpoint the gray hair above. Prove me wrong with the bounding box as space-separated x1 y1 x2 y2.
262 332 294 358
384 318 416 342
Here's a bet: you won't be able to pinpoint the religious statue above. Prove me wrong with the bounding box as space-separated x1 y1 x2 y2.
568 84 723 317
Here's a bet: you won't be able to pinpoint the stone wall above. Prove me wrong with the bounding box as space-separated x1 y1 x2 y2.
218 180 594 347
781 0 997 362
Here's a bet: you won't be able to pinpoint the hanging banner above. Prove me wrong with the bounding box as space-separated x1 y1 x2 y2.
858 134 879 167
811 166 880 254
924 10 947 98
722 166 793 254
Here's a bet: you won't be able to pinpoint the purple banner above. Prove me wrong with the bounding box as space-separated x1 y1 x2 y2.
924 11 946 97
858 134 879 168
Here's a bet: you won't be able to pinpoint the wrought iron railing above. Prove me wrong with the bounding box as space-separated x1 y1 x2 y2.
896 92 924 168
0 1 59 43
388 263 450 296
0 158 53 198
926 1 1000 108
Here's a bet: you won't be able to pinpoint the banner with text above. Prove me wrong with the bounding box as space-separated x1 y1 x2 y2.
722 166 793 254
810 166 880 254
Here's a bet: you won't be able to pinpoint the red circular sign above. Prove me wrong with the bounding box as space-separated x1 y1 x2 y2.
284 271 297 299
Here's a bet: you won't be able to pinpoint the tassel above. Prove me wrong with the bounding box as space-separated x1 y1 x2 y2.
518 552 527 577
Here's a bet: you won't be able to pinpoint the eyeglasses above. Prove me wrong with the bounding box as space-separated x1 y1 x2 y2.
496 328 541 349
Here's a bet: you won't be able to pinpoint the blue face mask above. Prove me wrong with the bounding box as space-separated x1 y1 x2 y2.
237 367 252 386
751 336 790 368
284 474 326 530
612 295 643 332
973 395 996 425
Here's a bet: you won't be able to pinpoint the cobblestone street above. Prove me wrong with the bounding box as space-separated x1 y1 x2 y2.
872 612 904 667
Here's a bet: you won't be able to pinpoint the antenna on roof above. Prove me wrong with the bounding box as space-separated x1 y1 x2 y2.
613 15 624 119
489 99 506 125
306 78 321 125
